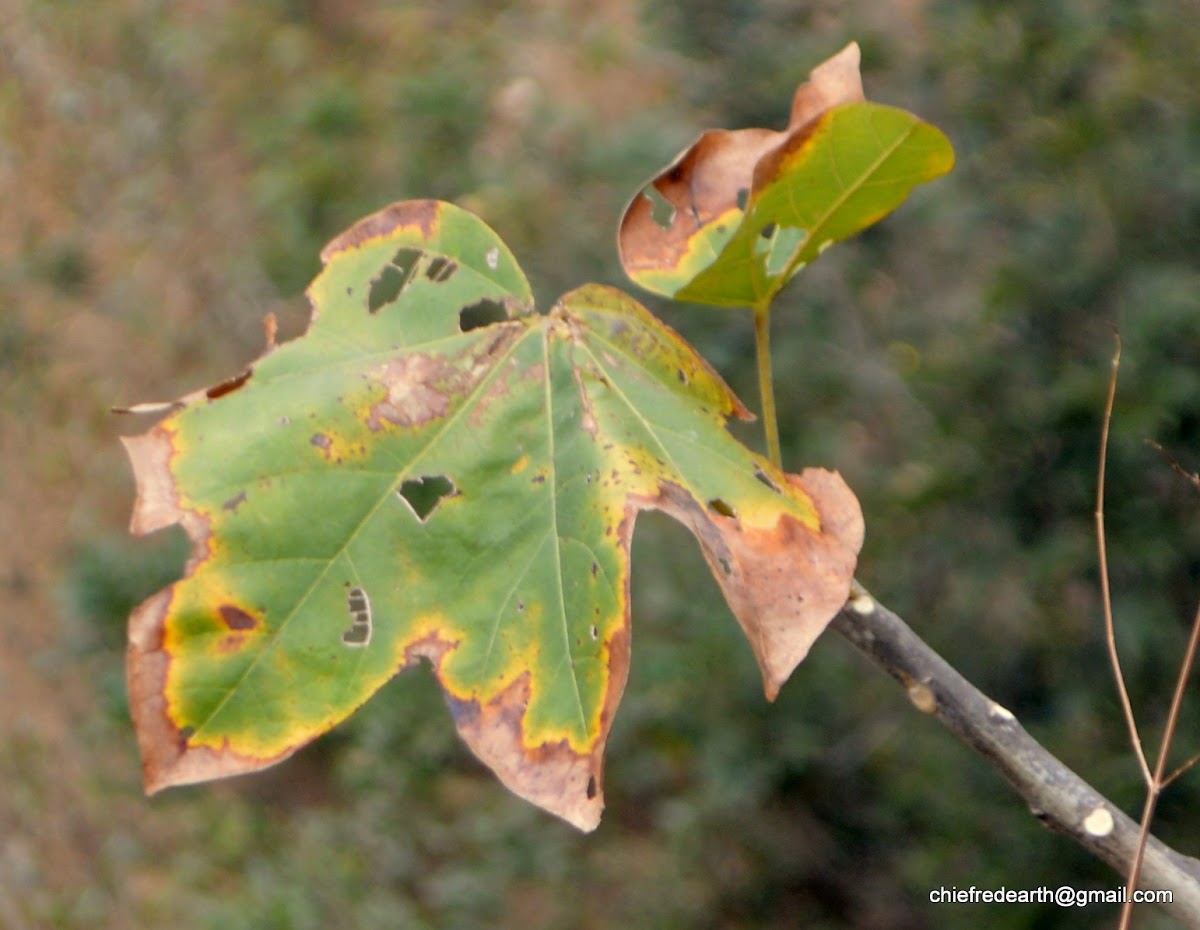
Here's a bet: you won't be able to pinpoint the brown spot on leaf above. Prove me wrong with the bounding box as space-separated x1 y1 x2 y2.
320 200 441 264
127 589 296 793
754 466 782 493
222 491 247 513
708 498 736 518
219 604 258 631
366 355 452 430
465 341 539 429
206 368 252 400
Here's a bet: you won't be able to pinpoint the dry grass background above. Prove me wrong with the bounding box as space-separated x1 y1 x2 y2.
0 3 740 924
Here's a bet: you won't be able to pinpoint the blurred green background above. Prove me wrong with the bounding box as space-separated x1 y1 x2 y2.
3 0 1199 927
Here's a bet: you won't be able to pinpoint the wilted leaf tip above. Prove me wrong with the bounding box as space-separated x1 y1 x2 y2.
665 467 864 701
121 429 181 537
787 42 864 129
445 670 613 832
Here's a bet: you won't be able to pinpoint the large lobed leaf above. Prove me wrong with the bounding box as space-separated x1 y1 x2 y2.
618 43 955 307
122 200 863 830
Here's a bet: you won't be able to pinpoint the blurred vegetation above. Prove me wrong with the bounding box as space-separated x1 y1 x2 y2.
2 0 1198 927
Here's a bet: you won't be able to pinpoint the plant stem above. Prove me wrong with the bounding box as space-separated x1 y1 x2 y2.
1095 335 1152 784
830 589 1200 926
753 301 782 468
1119 598 1200 930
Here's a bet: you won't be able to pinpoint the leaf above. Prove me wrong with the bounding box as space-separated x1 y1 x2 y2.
122 200 863 831
618 42 956 307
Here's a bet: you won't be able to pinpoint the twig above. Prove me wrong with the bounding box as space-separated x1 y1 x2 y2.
1120 599 1200 929
1165 752 1200 790
1095 335 1152 784
1114 438 1200 928
1146 440 1200 492
831 591 1200 926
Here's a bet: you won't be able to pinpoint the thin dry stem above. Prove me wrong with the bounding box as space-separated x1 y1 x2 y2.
1165 751 1200 789
1146 439 1200 492
1119 599 1200 930
1096 336 1152 785
1100 339 1200 930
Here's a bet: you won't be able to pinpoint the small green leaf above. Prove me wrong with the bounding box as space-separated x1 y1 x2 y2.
618 43 955 307
122 200 863 830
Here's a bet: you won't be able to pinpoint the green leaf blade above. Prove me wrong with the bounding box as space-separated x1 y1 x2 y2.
618 43 955 309
672 103 955 306
124 202 863 831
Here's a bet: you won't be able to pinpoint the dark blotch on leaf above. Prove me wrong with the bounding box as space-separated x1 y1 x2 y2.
708 498 736 518
754 467 782 493
760 222 777 240
218 604 258 631
736 187 749 211
586 775 597 799
459 297 509 332
399 474 456 521
206 369 252 400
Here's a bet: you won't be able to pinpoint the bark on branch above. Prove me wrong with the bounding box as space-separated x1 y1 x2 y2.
831 586 1200 927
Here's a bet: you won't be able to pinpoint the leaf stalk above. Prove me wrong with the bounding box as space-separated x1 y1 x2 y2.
753 300 782 469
